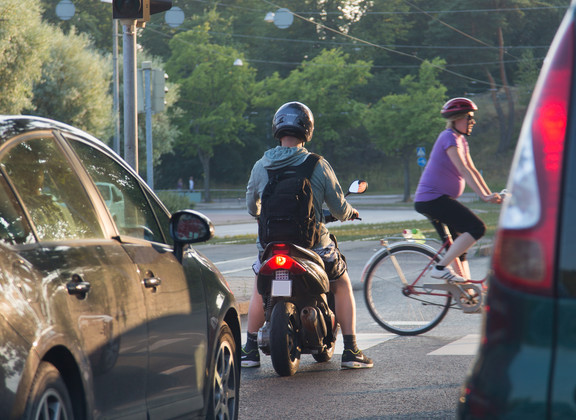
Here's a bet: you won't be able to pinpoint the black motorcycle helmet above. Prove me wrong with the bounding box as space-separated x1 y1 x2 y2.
272 102 314 143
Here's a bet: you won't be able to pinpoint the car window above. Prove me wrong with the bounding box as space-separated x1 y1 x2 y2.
68 139 168 244
1 137 104 241
0 172 33 245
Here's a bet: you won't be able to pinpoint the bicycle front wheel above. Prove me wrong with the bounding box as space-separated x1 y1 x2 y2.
363 244 451 336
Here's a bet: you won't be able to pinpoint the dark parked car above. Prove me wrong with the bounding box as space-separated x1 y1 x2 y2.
0 116 241 419
458 2 576 418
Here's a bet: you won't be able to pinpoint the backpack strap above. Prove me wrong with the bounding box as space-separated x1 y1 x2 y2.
267 153 321 180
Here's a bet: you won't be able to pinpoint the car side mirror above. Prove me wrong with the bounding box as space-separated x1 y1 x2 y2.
170 210 215 262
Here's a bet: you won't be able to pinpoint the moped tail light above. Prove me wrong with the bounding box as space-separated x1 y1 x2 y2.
260 255 306 275
493 15 573 295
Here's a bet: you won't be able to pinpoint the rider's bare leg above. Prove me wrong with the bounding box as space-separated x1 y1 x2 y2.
460 259 472 280
330 271 356 335
247 276 265 334
438 232 476 280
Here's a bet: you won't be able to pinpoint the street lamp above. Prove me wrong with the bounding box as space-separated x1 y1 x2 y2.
165 6 185 28
264 12 275 23
55 0 76 20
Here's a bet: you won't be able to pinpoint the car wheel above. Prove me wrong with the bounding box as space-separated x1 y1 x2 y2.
24 361 75 420
208 322 239 420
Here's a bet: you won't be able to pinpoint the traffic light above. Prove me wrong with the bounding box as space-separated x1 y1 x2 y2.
113 0 147 20
150 0 172 15
152 69 168 113
113 0 172 22
137 67 168 113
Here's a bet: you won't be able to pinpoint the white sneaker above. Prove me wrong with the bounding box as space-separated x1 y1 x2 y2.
431 266 466 283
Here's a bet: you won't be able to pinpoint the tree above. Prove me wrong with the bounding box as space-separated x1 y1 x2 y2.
166 23 256 201
0 0 48 113
27 26 113 139
365 58 447 202
253 49 372 163
40 0 113 54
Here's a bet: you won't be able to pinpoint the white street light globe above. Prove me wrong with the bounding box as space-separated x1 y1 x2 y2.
274 8 293 29
56 0 76 21
165 6 185 28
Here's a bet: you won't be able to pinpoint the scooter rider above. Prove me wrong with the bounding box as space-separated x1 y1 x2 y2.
243 101 373 369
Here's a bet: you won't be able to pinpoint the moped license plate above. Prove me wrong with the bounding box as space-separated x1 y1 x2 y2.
272 280 292 297
272 270 292 296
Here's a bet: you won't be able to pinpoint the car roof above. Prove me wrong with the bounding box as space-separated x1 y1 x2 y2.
0 115 111 152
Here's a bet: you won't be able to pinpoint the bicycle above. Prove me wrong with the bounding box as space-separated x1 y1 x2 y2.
362 221 487 336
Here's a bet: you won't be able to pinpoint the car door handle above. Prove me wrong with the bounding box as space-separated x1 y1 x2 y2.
67 274 91 299
143 271 161 292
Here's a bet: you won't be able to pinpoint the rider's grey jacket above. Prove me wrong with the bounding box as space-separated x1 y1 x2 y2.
246 146 355 251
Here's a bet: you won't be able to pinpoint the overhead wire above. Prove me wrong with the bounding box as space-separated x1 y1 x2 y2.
258 0 506 88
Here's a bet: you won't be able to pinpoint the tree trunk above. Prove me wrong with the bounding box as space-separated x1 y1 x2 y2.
198 149 211 203
498 26 515 153
403 155 411 202
485 69 507 150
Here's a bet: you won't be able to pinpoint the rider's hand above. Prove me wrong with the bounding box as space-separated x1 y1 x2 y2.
484 193 502 204
350 208 360 220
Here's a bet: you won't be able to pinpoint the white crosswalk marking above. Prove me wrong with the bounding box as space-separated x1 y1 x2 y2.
428 334 480 356
334 333 395 355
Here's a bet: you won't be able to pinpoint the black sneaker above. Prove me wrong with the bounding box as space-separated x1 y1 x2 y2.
241 346 260 368
341 349 373 369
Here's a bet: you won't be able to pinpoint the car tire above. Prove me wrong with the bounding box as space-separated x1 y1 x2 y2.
24 361 75 420
207 322 240 420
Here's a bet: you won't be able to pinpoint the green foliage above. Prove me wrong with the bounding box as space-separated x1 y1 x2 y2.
3 0 568 196
366 58 447 156
515 50 541 105
166 23 257 158
253 49 372 156
0 0 48 113
40 0 113 53
155 191 195 213
27 26 113 138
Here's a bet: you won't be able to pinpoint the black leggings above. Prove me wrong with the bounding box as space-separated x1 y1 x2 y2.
414 195 486 262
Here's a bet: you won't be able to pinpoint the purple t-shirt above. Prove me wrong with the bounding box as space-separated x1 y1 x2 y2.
414 129 468 202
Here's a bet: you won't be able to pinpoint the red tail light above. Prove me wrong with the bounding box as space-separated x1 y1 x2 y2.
492 17 573 294
260 255 306 275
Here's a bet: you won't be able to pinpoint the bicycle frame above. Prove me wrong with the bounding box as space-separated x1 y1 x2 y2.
362 236 484 313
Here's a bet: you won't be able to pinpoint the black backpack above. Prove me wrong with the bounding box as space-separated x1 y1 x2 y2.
258 154 321 248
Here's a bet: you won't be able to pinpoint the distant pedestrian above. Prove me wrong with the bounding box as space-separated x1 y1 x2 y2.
189 176 194 191
177 178 184 190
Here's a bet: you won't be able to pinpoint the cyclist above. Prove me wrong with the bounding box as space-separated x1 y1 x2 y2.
242 101 373 369
414 97 502 282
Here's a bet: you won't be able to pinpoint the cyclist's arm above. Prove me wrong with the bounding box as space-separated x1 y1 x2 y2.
446 146 497 203
463 151 492 196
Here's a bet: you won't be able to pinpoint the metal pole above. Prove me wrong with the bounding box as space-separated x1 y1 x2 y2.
122 20 138 172
113 19 120 154
143 62 153 189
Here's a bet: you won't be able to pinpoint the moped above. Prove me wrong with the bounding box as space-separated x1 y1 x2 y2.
256 180 367 376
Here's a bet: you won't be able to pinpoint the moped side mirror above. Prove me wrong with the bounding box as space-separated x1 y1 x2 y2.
348 180 368 195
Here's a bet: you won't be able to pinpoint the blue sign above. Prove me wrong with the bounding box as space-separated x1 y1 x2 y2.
416 147 426 157
417 157 427 167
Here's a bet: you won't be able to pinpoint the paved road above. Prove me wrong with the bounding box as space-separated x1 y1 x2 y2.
194 194 492 314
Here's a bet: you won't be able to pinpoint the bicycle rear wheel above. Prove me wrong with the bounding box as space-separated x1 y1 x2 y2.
363 244 451 335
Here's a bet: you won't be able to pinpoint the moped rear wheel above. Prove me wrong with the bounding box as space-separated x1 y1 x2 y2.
270 301 301 376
